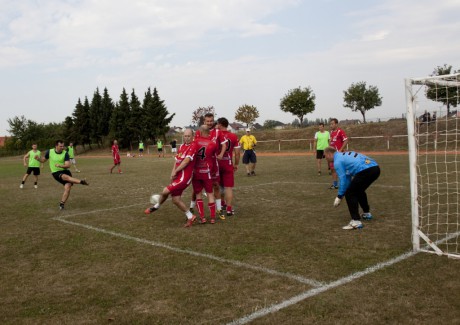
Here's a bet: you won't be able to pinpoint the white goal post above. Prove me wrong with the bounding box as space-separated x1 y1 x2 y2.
405 73 460 259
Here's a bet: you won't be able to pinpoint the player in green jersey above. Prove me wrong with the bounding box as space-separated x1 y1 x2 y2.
20 143 43 189
67 142 80 172
35 140 89 210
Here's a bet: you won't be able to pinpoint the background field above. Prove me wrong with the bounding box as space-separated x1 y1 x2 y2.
1 152 459 324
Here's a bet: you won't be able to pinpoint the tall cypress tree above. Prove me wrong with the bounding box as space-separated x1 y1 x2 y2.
89 88 103 147
72 98 84 147
142 87 154 142
100 87 114 140
82 97 92 148
151 87 175 141
110 88 131 148
129 89 143 149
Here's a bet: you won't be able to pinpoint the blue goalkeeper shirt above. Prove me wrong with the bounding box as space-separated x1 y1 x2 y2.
334 151 379 198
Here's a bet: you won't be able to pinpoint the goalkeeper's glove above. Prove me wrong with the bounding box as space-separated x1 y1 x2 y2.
333 197 342 207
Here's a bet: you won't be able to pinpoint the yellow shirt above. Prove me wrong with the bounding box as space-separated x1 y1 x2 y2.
239 134 257 150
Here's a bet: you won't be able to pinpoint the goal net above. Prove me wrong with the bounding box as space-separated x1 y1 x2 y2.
405 73 460 259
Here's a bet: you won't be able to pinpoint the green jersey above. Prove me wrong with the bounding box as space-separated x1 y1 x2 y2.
28 150 41 167
315 131 330 150
45 149 69 173
157 141 163 149
67 146 75 158
139 142 144 150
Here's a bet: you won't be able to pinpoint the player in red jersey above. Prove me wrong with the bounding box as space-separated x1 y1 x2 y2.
329 118 348 189
144 128 199 227
191 113 227 216
216 117 241 217
110 140 122 174
192 126 219 224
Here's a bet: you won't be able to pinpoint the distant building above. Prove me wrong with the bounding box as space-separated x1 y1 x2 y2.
229 122 245 132
0 136 7 147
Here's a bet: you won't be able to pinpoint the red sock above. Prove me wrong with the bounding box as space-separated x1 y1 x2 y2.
226 205 232 213
222 199 227 206
197 199 204 217
209 202 216 218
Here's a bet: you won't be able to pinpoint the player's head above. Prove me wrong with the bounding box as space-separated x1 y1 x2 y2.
69 142 73 147
324 146 337 162
319 123 325 130
217 117 229 129
113 140 118 145
183 128 193 143
330 118 339 130
204 113 215 128
199 125 210 137
246 128 251 134
55 140 65 152
31 143 38 150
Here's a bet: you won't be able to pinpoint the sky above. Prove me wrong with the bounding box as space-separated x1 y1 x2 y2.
1 0 459 135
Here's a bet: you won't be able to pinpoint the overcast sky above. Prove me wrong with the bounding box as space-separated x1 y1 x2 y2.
1 0 459 135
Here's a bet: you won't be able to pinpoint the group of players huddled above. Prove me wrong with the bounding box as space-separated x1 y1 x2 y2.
144 113 240 227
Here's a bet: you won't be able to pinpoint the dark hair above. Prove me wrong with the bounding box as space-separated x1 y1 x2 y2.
217 117 229 128
204 113 214 118
330 118 338 124
319 123 324 127
55 140 64 146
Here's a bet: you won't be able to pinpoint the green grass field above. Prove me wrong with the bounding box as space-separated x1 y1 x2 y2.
1 153 459 324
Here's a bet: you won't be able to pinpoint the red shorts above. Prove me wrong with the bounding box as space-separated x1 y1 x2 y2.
113 155 121 165
166 173 192 196
192 173 213 194
219 162 235 187
329 161 334 170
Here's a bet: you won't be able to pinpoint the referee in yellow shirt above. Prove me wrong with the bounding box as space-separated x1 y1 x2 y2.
239 128 257 176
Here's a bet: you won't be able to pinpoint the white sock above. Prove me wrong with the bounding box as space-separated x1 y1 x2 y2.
216 199 222 211
190 201 196 209
154 203 160 209
185 210 193 219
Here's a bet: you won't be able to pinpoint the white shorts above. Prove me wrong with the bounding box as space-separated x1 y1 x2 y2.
70 158 76 164
171 148 177 153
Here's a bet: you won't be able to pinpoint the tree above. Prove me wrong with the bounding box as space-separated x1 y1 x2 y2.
234 104 259 127
72 98 91 148
89 88 103 147
128 89 144 149
100 87 114 139
426 64 459 115
110 88 131 148
280 87 315 127
263 120 283 129
150 87 175 141
191 106 215 126
343 82 382 123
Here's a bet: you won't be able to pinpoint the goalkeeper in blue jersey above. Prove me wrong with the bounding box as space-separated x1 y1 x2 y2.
324 146 380 230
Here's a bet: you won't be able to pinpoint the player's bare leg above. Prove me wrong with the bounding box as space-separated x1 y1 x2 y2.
172 195 196 227
145 188 170 214
224 187 234 216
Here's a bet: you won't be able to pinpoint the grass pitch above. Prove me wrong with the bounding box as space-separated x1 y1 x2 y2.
1 153 459 324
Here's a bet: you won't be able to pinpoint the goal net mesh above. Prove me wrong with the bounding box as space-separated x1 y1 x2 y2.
406 73 460 258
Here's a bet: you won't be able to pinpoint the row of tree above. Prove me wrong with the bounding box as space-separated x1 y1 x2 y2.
5 64 458 151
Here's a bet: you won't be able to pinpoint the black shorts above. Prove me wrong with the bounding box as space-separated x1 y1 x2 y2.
242 150 257 164
316 150 325 159
26 167 40 175
139 149 144 152
52 170 73 185
158 148 163 152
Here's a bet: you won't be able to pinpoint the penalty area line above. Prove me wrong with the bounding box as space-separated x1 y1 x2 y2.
227 250 417 325
53 215 324 288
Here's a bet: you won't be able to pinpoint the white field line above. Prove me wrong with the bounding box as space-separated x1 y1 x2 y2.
53 211 324 288
227 230 460 325
226 250 416 325
236 181 404 189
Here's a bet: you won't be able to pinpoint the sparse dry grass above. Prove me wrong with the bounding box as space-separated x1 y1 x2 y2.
1 149 459 324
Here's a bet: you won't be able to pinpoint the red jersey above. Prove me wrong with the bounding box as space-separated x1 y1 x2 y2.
174 142 197 179
330 128 348 151
112 144 120 158
194 136 218 173
219 131 240 166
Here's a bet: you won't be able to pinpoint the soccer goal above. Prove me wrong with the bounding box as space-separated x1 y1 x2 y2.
405 73 460 259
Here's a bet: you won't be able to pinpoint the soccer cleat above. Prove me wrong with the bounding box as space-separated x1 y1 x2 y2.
20 184 24 189
34 185 38 189
251 171 256 176
210 218 216 224
184 215 197 227
342 220 363 230
247 173 251 177
219 210 226 220
328 185 338 189
226 210 234 217
80 179 89 186
59 203 65 210
317 171 321 176
362 212 373 220
199 217 207 224
144 206 158 214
